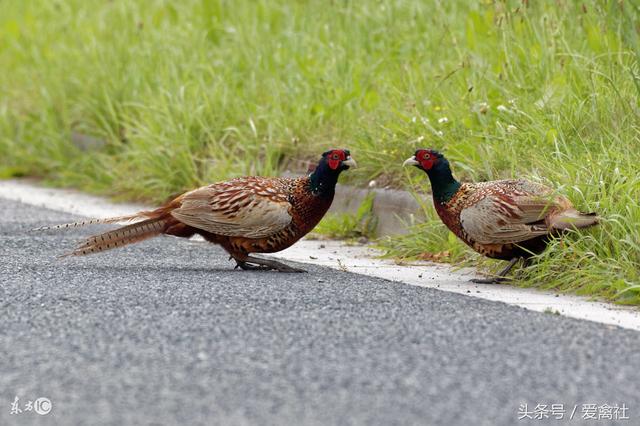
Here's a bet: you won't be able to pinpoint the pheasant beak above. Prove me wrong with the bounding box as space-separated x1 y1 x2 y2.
403 156 419 167
342 156 357 168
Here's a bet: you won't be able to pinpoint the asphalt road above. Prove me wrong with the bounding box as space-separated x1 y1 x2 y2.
1 198 640 426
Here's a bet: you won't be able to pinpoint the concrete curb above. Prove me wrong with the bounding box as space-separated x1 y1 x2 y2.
330 184 425 236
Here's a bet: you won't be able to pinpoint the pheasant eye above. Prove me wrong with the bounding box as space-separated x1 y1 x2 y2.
332 153 340 160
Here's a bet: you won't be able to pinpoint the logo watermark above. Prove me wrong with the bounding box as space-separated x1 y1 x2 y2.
518 403 629 421
10 396 52 416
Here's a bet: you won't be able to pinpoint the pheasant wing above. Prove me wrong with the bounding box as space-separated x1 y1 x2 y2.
170 179 293 238
459 180 563 245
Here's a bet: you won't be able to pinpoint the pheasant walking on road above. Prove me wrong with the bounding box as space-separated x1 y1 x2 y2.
403 149 599 283
39 149 356 272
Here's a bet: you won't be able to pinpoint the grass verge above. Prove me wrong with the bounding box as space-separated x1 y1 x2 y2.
1 0 639 303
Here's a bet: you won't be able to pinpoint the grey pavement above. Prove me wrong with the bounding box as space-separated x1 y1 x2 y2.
1 198 639 426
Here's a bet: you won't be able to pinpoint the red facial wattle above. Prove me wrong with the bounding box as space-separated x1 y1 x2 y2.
420 158 434 170
327 150 347 170
416 151 435 170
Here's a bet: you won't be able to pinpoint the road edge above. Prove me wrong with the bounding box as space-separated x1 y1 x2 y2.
2 178 639 331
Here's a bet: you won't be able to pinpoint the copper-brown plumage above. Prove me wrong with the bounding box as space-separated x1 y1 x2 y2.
40 149 356 272
404 149 599 282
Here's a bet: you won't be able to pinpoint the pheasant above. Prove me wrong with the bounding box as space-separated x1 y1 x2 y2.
403 149 599 283
38 149 356 273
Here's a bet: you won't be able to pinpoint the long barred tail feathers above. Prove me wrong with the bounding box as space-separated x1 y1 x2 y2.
31 213 147 232
60 217 169 258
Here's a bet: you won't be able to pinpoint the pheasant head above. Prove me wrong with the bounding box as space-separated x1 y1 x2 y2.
402 148 445 171
403 149 461 203
308 149 356 197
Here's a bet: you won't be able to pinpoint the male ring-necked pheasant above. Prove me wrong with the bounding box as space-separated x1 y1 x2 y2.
403 149 599 283
39 149 356 272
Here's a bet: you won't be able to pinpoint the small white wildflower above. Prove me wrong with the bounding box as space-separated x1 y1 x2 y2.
506 124 517 133
416 135 425 142
420 117 429 124
497 105 509 112
368 180 377 188
438 117 449 124
411 116 417 123
436 130 444 137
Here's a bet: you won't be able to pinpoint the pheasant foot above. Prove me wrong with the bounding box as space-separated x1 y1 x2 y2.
235 255 307 273
470 276 512 284
470 257 520 284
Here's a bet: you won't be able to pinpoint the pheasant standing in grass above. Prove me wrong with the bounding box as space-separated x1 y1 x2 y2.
38 149 356 273
403 149 599 283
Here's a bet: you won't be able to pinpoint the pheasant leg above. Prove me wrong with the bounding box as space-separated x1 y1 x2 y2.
236 255 307 273
470 257 520 284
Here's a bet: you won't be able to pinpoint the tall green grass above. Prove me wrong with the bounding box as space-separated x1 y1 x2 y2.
1 1 639 302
